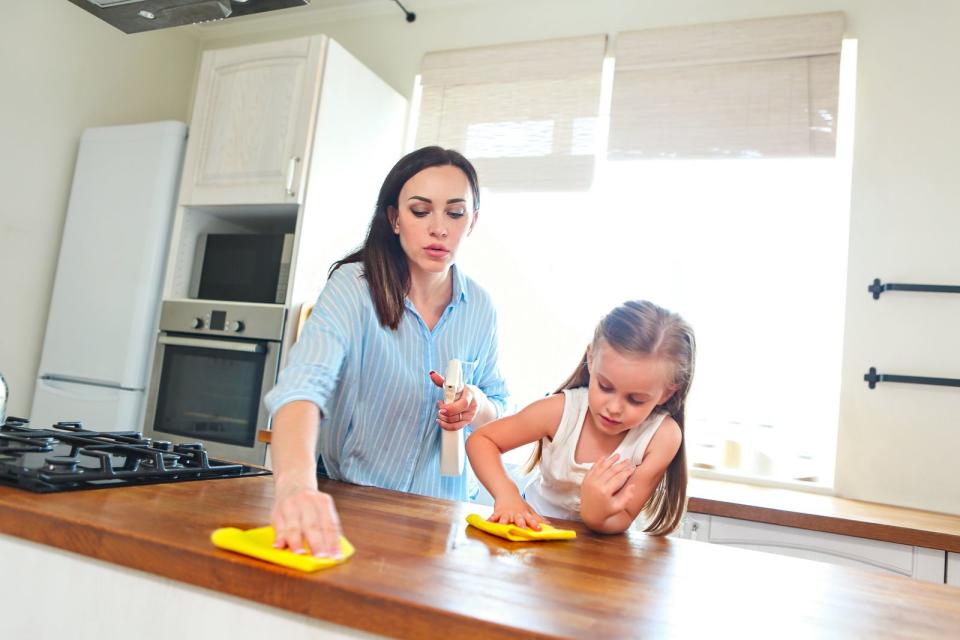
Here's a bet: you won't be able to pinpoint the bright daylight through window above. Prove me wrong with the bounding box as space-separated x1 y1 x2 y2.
441 39 857 489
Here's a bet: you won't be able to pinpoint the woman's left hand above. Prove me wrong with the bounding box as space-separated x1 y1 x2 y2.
429 371 484 431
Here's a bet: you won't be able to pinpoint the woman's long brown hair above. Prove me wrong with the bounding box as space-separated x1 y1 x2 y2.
330 146 480 329
525 300 696 535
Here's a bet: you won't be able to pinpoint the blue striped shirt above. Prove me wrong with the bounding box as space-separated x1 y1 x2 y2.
264 262 509 501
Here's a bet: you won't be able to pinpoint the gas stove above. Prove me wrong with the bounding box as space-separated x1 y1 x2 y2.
0 417 270 493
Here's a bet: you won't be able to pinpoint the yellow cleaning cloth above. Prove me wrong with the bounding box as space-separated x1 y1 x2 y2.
211 526 354 572
465 513 576 541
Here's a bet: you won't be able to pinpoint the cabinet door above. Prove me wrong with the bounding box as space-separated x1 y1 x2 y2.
707 515 946 583
948 553 960 586
181 36 325 205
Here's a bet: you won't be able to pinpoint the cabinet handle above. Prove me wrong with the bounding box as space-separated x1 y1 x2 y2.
285 157 300 197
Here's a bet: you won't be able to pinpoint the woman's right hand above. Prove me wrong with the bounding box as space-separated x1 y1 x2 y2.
489 492 547 531
271 476 344 559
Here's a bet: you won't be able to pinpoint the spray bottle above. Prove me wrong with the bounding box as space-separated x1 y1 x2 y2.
440 359 465 476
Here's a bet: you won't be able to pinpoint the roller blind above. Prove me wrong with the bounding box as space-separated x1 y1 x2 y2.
608 12 846 160
416 35 607 191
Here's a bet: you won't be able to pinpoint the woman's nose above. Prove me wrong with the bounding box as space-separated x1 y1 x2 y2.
429 221 448 238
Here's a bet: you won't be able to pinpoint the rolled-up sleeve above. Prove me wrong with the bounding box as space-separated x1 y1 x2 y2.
264 269 356 418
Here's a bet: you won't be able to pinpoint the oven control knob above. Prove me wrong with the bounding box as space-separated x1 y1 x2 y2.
192 317 204 329
232 321 245 333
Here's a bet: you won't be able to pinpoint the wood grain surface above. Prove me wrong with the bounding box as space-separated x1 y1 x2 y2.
2 476 960 639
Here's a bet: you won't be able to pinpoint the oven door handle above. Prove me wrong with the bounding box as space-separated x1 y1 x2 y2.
158 335 266 353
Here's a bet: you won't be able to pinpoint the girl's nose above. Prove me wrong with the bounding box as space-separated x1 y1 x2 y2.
606 399 622 417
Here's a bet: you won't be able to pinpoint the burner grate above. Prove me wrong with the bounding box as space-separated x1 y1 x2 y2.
0 417 270 492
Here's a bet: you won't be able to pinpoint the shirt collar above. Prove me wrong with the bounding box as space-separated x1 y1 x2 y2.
450 263 468 306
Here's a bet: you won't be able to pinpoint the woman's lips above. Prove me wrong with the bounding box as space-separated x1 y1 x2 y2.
424 246 449 259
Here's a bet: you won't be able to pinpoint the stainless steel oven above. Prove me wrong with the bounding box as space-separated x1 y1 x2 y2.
144 300 286 465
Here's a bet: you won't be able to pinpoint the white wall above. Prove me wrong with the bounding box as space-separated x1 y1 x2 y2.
0 2 200 417
3 0 958 515
198 0 960 514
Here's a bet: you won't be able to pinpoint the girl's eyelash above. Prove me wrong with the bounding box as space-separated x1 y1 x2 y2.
447 211 465 218
411 210 429 217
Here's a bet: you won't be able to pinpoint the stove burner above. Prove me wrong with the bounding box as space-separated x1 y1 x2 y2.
44 455 80 473
0 417 270 493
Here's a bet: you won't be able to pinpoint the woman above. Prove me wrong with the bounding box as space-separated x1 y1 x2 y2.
265 147 508 558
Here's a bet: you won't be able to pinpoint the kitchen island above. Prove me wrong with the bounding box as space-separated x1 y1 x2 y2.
2 476 959 638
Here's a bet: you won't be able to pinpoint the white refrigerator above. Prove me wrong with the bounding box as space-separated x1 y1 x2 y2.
30 121 186 431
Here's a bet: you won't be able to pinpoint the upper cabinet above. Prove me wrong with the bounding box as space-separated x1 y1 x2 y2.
164 35 407 339
179 36 325 205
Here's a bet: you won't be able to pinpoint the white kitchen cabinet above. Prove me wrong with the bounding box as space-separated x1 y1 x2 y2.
673 512 711 542
2 533 380 639
948 553 960 586
677 513 946 584
179 36 326 206
163 37 407 305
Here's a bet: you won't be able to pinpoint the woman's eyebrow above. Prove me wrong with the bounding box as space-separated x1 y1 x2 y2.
407 196 467 205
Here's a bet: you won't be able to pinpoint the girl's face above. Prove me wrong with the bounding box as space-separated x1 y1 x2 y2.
389 165 478 276
586 339 677 436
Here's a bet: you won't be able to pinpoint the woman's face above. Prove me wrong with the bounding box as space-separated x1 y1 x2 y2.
389 165 478 275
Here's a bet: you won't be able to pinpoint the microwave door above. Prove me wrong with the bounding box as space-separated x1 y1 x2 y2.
193 234 288 304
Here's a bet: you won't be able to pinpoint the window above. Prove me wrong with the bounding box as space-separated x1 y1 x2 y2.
417 16 856 488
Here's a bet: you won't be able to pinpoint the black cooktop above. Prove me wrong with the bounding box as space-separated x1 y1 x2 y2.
0 417 270 493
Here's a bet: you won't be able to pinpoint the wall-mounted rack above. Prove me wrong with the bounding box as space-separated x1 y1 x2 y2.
864 367 960 390
868 278 960 300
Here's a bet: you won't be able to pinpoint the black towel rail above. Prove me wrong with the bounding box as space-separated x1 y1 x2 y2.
869 278 960 300
864 367 960 390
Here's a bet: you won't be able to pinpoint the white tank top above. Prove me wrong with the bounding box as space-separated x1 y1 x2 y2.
525 387 667 521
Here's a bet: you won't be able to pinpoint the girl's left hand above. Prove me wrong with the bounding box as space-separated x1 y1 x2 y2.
581 453 636 517
429 371 484 432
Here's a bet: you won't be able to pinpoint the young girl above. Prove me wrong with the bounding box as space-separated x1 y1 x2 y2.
466 300 695 535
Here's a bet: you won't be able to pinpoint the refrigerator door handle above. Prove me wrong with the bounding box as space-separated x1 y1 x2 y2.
40 374 141 392
158 335 266 353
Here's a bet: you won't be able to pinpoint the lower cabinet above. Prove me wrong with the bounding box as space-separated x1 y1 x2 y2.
948 553 960 586
674 512 947 584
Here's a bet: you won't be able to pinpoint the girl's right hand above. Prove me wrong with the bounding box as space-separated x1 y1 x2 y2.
489 493 548 531
271 477 344 559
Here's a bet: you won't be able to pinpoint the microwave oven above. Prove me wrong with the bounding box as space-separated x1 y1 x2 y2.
190 233 293 304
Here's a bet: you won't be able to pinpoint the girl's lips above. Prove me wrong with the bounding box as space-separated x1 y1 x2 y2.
599 414 621 427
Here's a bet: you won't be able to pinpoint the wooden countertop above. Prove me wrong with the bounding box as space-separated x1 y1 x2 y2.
2 477 960 638
688 478 960 552
255 435 960 552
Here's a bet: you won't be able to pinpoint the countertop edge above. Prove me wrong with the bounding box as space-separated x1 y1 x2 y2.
687 494 960 553
0 497 552 640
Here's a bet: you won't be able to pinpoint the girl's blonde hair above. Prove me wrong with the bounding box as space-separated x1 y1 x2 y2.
525 300 696 535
